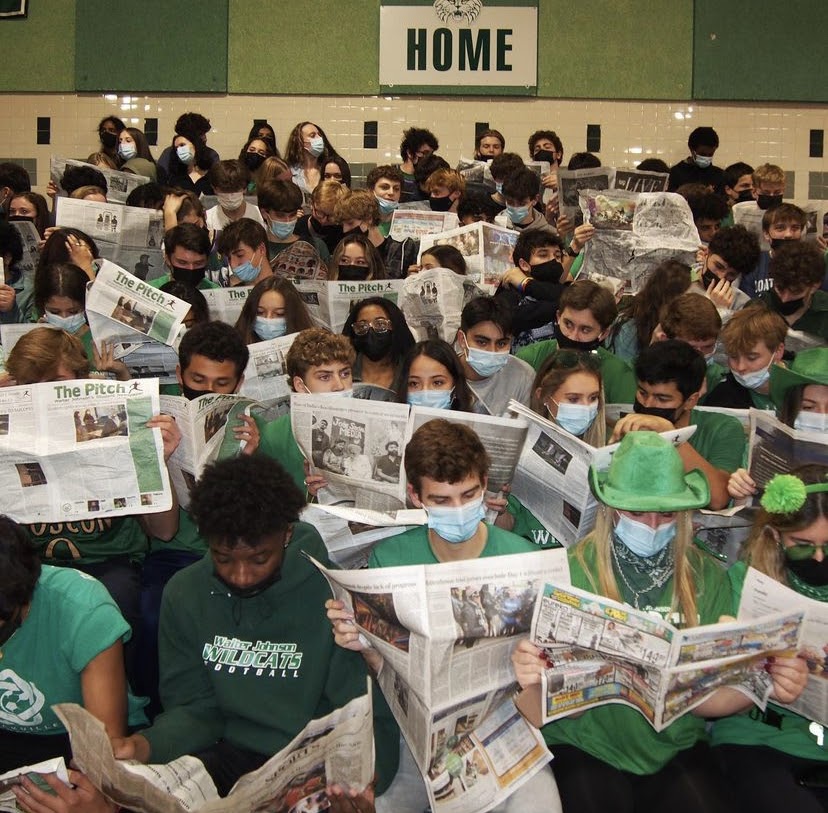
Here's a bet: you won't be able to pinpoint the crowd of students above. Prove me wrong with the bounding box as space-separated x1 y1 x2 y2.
0 110 826 813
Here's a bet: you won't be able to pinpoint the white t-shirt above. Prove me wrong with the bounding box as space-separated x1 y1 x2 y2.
205 203 264 231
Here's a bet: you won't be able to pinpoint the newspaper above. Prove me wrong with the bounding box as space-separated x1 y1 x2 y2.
294 279 404 334
785 327 825 355
160 393 253 510
53 686 374 813
50 156 150 204
613 169 669 194
271 240 328 282
9 218 40 281
739 567 828 725
0 378 171 523
455 157 495 189
507 401 696 548
389 209 459 241
0 322 58 358
0 758 69 812
519 579 803 731
238 333 297 421
55 196 165 280
202 286 251 325
86 263 190 383
314 549 569 813
418 222 517 294
731 201 769 251
557 166 613 221
399 268 485 342
579 191 699 294
748 409 828 498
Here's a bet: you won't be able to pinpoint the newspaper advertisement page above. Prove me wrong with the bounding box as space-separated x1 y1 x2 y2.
161 393 251 510
557 167 614 221
526 580 801 730
579 191 699 294
613 169 669 193
390 209 460 241
202 286 251 325
295 280 404 334
290 393 410 509
418 223 517 294
239 333 297 421
400 268 485 342
54 688 374 813
50 156 150 204
739 567 828 725
0 378 170 523
55 196 165 279
314 549 569 813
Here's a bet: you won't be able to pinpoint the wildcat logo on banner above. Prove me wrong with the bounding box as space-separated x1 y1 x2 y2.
0 0 27 18
379 0 537 95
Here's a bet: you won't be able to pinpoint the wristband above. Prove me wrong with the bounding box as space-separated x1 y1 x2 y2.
519 277 531 293
566 244 580 258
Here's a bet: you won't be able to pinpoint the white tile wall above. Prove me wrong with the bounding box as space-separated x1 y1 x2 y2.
0 92 826 198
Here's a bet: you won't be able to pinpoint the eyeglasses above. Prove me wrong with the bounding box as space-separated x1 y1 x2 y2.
353 318 392 335
783 543 826 561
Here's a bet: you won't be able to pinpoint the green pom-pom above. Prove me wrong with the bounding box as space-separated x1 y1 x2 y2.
761 474 807 514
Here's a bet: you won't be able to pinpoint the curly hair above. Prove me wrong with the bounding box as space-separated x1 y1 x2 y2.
770 242 824 291
178 321 249 380
708 226 760 277
286 327 355 383
400 127 439 163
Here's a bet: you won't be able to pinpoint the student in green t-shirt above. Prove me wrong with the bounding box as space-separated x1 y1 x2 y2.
511 432 806 813
148 223 219 291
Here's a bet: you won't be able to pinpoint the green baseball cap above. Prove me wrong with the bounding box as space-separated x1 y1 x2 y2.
769 348 828 410
589 431 710 512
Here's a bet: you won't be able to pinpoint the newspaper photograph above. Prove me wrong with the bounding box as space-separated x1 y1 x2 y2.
419 222 517 294
390 209 459 241
55 196 165 279
238 333 297 421
53 686 374 813
521 579 803 731
613 169 669 193
271 240 328 282
0 378 170 523
579 191 699 294
739 567 828 725
313 549 569 813
203 286 251 325
160 393 253 510
291 393 410 510
455 157 495 189
50 156 150 204
557 166 613 221
400 267 485 342
294 279 404 334
8 217 40 283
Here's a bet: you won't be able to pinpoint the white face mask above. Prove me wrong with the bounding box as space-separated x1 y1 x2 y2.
216 191 245 211
794 411 828 434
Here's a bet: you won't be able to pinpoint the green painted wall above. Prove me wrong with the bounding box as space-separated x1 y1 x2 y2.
0 0 74 91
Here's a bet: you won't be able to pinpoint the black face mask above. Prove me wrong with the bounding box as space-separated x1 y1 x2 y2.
769 237 794 251
769 288 806 316
244 152 266 172
757 193 783 211
311 218 343 239
555 322 602 352
338 264 369 281
787 556 828 587
429 195 453 212
213 567 282 599
7 215 34 223
533 149 558 166
353 328 393 362
735 190 754 204
528 259 565 284
701 269 719 289
181 383 213 401
171 266 206 287
633 398 679 423
99 130 118 149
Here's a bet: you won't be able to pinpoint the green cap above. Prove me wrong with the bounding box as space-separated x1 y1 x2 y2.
769 348 828 410
589 431 709 512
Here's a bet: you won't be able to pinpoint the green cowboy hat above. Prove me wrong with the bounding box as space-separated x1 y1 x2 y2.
589 431 710 512
769 348 828 410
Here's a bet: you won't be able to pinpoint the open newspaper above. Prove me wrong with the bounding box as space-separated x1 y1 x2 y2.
50 156 150 204
517 579 803 731
389 209 459 241
202 286 251 325
314 549 569 813
0 758 69 813
739 567 828 725
455 157 495 190
0 378 171 523
557 166 614 221
419 222 518 294
613 168 669 194
507 401 696 548
87 263 190 383
55 196 165 280
400 267 485 342
53 686 374 813
160 393 253 510
238 333 297 421
294 279 404 334
578 190 699 294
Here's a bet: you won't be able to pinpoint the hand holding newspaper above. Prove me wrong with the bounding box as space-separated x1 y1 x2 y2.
0 758 69 813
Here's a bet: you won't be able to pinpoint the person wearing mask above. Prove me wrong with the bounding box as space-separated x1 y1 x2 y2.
149 223 218 291
165 130 213 197
96 116 126 165
295 179 347 259
423 169 465 215
396 339 479 412
258 180 326 265
284 121 339 197
329 234 387 282
117 127 163 183
156 112 219 176
366 166 404 239
216 218 271 288
205 160 263 231
474 129 505 161
667 126 725 192
502 168 556 236
397 127 439 202
234 276 313 344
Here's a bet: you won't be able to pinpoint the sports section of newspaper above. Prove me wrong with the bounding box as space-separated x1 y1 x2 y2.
314 549 569 813
0 378 170 523
52 687 374 813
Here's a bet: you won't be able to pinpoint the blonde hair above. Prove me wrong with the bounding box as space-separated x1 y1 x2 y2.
424 168 466 195
753 163 785 186
70 185 106 200
721 302 787 356
6 327 89 384
334 189 380 226
311 179 348 211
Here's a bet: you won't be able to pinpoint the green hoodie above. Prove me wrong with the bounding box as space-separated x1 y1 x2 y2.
142 521 397 790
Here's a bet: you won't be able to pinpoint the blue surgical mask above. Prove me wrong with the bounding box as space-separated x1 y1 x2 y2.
732 359 772 391
794 411 828 434
506 204 530 224
615 514 677 557
465 345 510 378
308 136 325 158
375 195 399 216
549 401 598 437
254 316 288 341
427 495 485 544
407 388 453 410
693 154 713 169
176 144 195 164
269 218 297 239
232 259 260 283
119 142 137 160
45 311 86 334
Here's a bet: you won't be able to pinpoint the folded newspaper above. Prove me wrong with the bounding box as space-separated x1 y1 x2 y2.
0 757 69 813
313 549 569 813
294 279 404 334
53 685 374 813
516 579 803 731
0 378 171 523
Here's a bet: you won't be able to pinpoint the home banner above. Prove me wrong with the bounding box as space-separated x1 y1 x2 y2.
380 0 537 95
